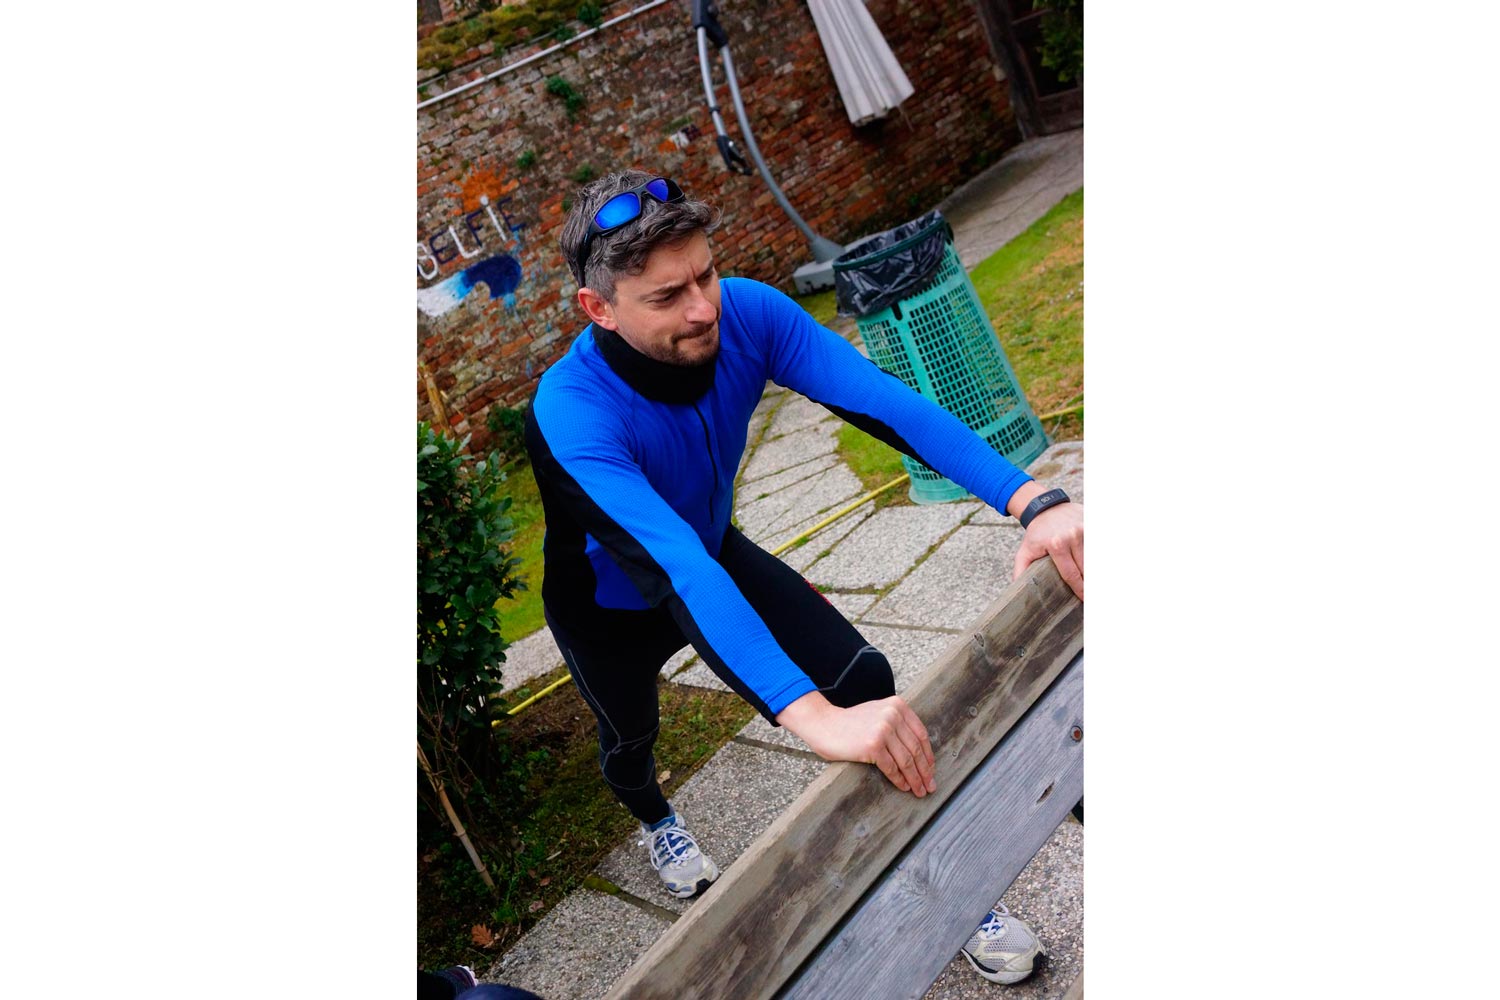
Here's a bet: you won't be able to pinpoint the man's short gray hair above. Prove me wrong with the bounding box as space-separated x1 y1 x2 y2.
561 169 720 301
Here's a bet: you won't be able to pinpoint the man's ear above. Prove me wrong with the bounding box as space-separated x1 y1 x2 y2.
577 286 618 331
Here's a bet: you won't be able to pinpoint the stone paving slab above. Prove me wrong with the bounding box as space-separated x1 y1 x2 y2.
825 591 876 619
594 741 826 914
658 644 697 679
804 501 981 589
485 887 670 1000
734 451 837 498
763 393 839 440
939 130 1083 271
761 499 875 562
863 525 1026 632
920 817 1084 1000
777 501 875 572
498 626 564 694
972 441 1085 525
737 463 864 543
738 420 839 483
738 411 771 480
667 657 730 693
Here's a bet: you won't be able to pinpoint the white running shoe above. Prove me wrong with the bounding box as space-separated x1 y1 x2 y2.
959 904 1046 984
641 810 720 899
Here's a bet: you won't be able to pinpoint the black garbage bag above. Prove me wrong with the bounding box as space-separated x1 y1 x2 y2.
832 211 953 318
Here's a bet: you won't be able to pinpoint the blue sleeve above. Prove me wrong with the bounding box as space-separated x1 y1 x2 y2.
723 278 1033 515
529 383 818 717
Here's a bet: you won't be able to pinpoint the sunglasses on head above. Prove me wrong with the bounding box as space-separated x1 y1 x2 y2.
572 177 685 286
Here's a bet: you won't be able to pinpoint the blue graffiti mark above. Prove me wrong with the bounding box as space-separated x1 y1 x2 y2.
416 253 523 317
465 256 522 306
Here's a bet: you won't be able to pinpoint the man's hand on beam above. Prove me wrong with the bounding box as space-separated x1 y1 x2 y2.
1006 482 1084 602
775 690 938 797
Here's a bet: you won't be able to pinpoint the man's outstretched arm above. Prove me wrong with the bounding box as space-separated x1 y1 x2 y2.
728 277 1086 600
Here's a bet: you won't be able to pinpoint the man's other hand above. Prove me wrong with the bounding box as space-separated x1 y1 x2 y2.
1013 500 1084 601
775 691 937 797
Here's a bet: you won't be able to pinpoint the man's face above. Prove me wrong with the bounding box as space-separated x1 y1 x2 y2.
586 231 721 368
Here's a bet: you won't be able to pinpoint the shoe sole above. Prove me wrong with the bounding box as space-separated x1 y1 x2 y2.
960 945 1042 985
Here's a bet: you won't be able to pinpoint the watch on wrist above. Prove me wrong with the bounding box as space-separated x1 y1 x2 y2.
1018 488 1071 529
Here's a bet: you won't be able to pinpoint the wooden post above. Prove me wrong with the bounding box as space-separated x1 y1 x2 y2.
419 358 450 432
417 743 495 890
602 557 1083 1000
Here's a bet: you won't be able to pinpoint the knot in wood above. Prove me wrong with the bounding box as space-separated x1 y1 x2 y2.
967 705 978 719
1070 725 1083 742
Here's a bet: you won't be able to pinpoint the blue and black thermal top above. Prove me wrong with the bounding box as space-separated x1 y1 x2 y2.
523 276 1031 717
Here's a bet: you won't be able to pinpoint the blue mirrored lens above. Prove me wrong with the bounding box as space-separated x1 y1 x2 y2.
644 178 671 201
594 191 642 230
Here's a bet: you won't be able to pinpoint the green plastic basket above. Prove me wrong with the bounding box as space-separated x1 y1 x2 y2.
853 241 1048 504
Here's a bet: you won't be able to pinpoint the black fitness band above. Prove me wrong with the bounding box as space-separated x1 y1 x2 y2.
1019 488 1071 529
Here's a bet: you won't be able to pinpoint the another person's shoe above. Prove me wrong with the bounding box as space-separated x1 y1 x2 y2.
959 904 1045 984
641 809 720 899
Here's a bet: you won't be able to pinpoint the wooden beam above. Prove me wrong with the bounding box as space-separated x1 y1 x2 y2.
603 557 1083 1000
779 653 1084 999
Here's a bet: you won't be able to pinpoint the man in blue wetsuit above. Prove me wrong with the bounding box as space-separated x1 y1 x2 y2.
524 171 1082 985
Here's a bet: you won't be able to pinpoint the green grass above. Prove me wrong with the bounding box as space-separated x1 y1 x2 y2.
836 423 910 506
494 461 547 646
797 287 838 329
969 189 1084 439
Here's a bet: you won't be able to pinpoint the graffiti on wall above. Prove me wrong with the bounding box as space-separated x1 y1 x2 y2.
417 193 529 318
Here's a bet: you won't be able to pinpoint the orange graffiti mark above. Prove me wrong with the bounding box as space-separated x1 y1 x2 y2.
460 166 508 213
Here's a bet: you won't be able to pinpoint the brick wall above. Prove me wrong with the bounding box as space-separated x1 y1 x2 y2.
417 0 1020 451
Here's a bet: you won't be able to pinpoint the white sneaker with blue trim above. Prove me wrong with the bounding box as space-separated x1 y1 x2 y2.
959 904 1046 984
641 809 720 899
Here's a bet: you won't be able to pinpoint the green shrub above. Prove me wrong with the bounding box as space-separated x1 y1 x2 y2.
568 163 596 184
517 148 537 170
578 2 604 28
1035 0 1083 84
545 75 585 120
485 403 529 463
417 422 524 805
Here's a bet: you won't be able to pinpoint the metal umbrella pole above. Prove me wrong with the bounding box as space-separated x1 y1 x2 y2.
692 0 843 291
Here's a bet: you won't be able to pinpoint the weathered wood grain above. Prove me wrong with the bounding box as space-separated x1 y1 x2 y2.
778 653 1084 1000
602 557 1083 1000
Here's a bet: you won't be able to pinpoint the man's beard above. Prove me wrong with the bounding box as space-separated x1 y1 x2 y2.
652 325 720 367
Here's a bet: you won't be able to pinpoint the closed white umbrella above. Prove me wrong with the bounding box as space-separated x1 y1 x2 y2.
806 0 915 126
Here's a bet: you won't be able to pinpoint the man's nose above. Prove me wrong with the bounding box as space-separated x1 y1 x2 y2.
683 285 716 323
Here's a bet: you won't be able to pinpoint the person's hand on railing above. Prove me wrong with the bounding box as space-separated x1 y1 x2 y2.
1007 483 1084 602
775 690 937 797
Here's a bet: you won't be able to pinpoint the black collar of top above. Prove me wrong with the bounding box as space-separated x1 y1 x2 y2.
592 323 717 404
